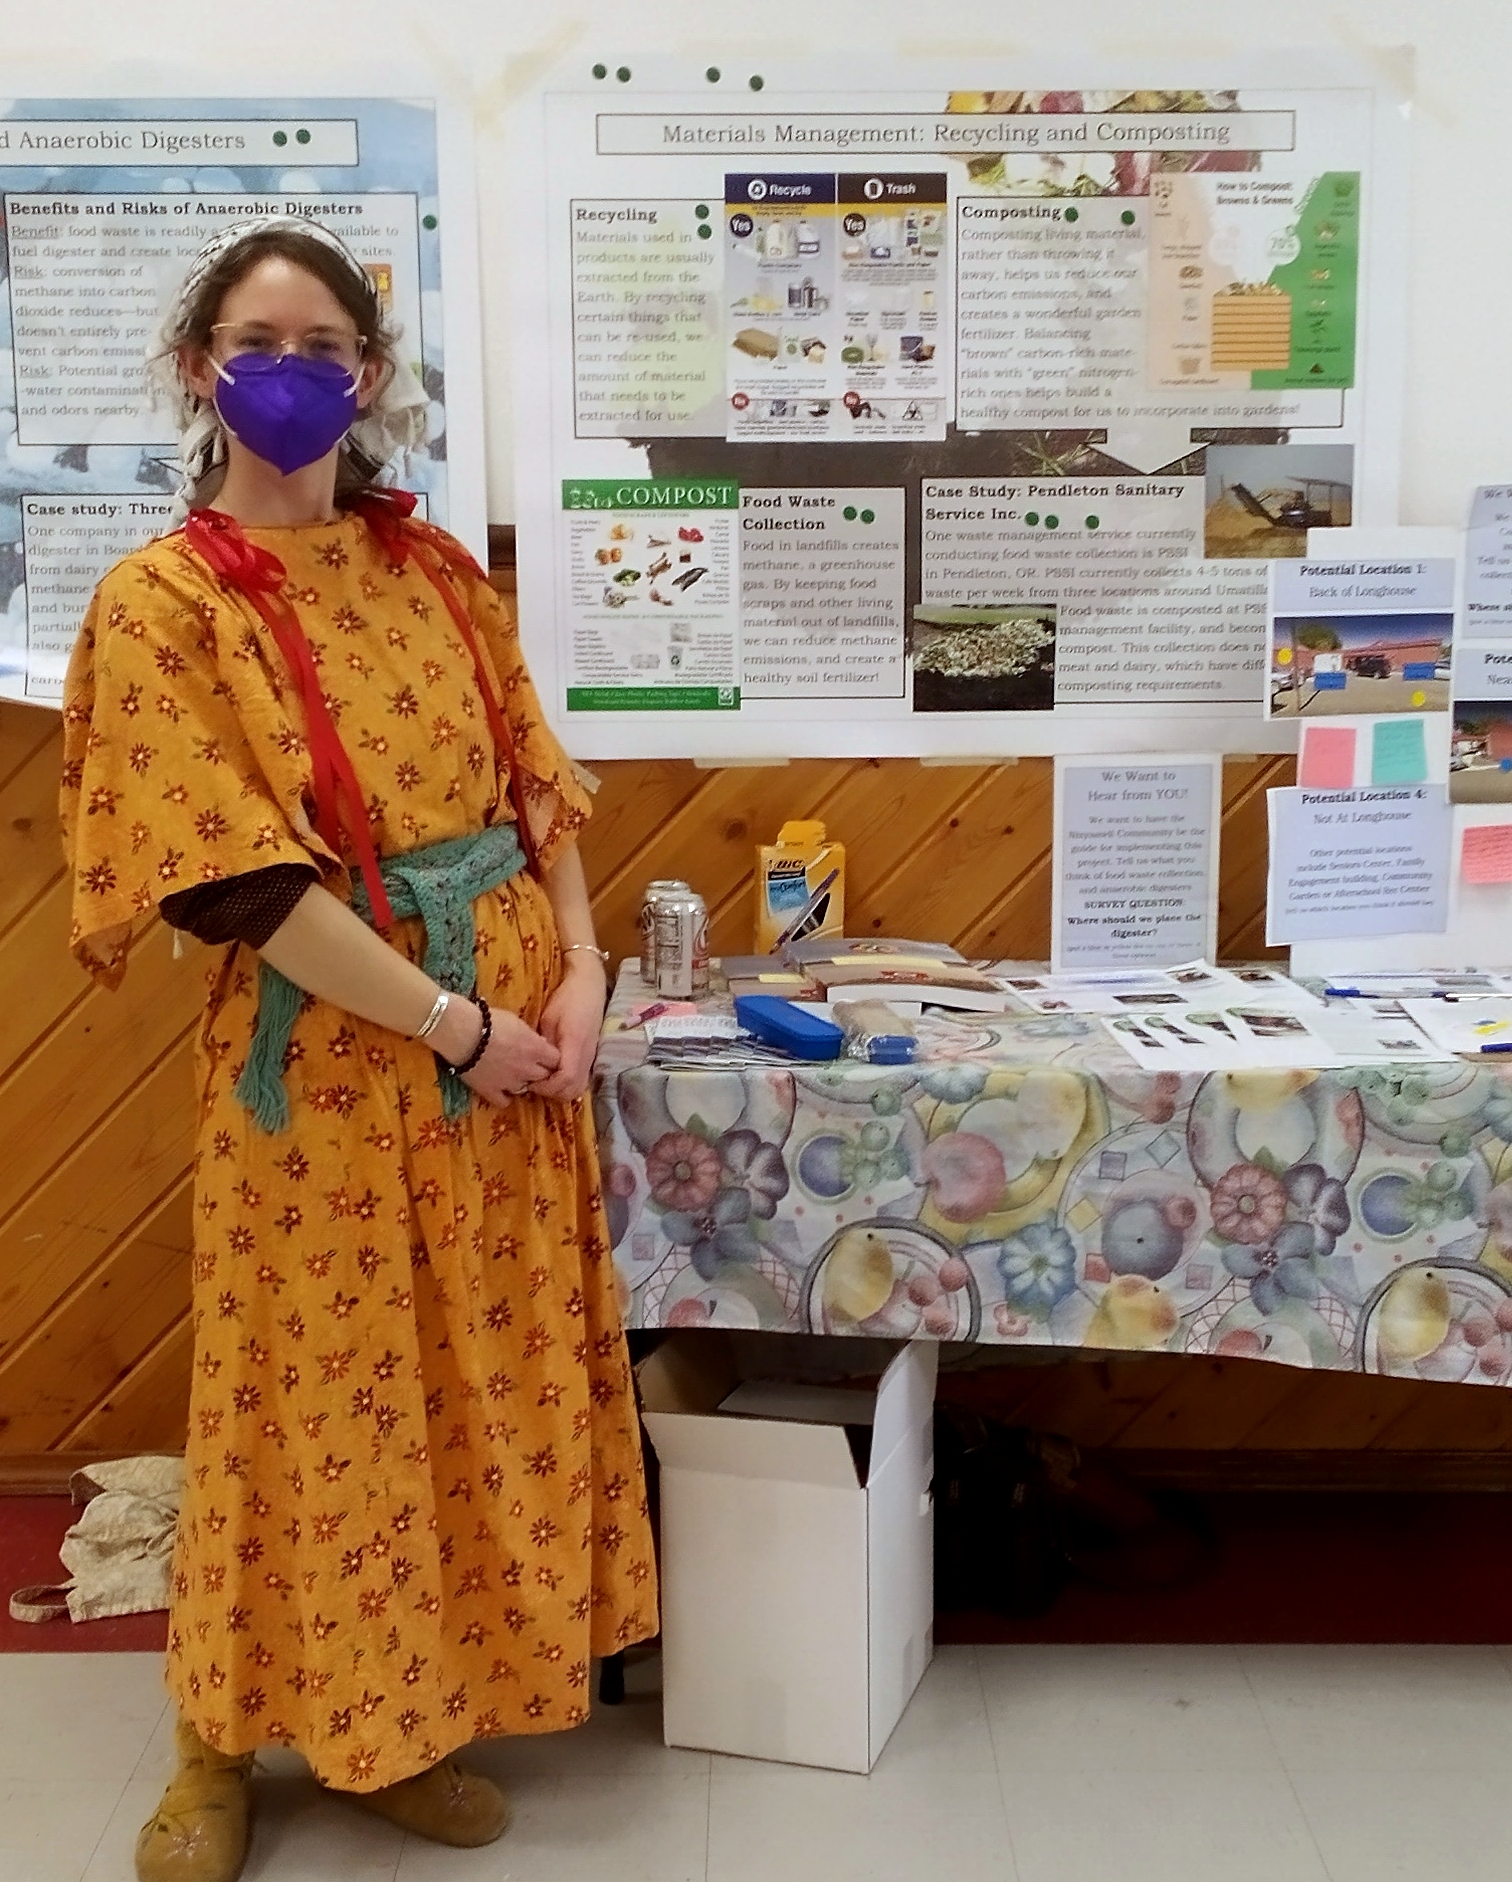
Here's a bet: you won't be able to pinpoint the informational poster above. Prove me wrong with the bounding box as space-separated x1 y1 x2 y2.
1052 753 1220 970
1266 785 1452 944
1288 800 1512 979
1 92 483 706
562 477 739 710
513 54 1405 757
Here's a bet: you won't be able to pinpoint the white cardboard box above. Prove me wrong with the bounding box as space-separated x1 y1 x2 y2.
638 1332 937 1773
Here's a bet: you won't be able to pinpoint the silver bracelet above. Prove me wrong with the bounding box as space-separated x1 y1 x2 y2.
563 944 609 966
414 989 450 1040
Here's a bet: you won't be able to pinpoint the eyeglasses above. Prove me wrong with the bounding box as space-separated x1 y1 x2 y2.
209 323 366 373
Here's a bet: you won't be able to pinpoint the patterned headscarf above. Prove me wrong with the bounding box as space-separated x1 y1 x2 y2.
149 215 430 518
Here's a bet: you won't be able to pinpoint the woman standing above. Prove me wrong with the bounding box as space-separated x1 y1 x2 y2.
59 218 655 1882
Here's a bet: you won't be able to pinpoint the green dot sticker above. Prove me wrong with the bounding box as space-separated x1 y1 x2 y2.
860 508 875 524
695 204 709 219
616 66 631 82
1121 210 1136 226
422 214 438 231
1085 514 1099 529
697 224 712 240
1064 207 1079 223
1025 512 1040 526
272 130 288 147
592 63 607 79
295 128 311 145
706 66 721 82
1045 514 1060 529
843 506 857 520
749 74 765 90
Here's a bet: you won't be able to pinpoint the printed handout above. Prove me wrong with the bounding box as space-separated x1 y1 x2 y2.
995 961 1319 1016
1051 756 1220 971
1102 1003 1450 1072
1268 556 1455 720
1266 786 1453 944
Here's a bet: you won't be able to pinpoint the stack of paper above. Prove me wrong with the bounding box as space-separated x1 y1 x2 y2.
1100 1003 1451 1072
770 937 1009 1012
994 961 1320 1017
643 1013 794 1065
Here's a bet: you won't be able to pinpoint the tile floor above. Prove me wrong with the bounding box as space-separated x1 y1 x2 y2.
5 1642 1510 1881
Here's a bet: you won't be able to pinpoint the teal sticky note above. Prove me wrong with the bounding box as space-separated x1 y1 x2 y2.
1371 717 1428 785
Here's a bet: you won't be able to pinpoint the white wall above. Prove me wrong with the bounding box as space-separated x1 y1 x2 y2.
11 0 1509 525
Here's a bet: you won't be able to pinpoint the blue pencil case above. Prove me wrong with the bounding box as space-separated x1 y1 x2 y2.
733 995 845 1061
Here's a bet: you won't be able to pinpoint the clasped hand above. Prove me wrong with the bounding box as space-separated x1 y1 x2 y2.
457 959 605 1106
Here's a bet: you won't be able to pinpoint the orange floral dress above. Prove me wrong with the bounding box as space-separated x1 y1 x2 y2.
58 509 656 1791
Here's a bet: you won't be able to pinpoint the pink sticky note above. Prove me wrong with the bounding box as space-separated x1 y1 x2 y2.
1461 824 1512 885
1298 724 1357 789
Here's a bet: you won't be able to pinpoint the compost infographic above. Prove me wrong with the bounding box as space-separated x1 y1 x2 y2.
0 93 481 706
514 56 1404 758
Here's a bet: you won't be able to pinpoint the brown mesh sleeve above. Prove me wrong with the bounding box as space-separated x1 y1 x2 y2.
160 863 318 949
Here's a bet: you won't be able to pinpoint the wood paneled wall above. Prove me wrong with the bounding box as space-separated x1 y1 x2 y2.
12 628 1485 1470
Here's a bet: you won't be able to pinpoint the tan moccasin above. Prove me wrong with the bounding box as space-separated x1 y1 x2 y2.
135 1716 255 1882
350 1756 509 1847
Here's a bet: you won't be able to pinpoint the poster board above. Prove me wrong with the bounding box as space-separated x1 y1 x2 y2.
0 80 483 706
512 52 1407 759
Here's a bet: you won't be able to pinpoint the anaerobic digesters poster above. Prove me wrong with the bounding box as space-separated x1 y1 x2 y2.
0 91 481 705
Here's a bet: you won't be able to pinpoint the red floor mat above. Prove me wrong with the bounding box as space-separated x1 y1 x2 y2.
0 1498 168 1653
8 1486 1511 1652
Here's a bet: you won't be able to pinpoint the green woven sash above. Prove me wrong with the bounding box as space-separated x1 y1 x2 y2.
233 822 528 1133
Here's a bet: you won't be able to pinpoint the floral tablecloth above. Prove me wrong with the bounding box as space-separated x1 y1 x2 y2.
592 967 1512 1383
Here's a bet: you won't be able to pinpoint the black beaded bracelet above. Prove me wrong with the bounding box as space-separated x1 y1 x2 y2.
446 993 492 1076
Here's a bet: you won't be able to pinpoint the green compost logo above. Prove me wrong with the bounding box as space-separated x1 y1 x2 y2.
562 479 740 512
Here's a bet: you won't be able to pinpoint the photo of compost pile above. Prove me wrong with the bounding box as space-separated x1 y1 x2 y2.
1205 444 1354 559
910 604 1057 712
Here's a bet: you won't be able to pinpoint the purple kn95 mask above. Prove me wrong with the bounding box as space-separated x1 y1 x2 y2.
212 353 359 476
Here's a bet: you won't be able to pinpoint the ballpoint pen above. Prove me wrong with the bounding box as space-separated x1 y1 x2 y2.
772 867 840 951
1325 986 1451 999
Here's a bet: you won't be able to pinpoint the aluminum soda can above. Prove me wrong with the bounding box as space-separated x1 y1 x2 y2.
639 880 687 985
653 890 709 998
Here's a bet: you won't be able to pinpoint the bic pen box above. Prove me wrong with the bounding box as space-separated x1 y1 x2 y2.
733 995 845 1061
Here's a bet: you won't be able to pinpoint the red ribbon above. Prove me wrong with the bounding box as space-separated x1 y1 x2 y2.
182 495 541 932
184 507 395 929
